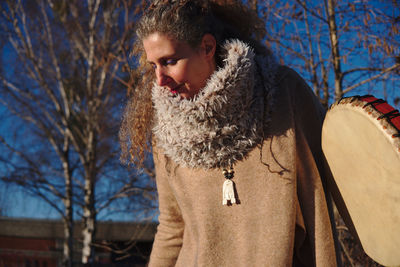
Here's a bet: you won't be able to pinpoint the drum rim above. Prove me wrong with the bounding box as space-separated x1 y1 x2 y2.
329 95 400 154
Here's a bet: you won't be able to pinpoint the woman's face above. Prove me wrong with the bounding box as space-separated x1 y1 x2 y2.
143 32 216 99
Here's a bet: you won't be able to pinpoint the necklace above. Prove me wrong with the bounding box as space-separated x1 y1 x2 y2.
222 165 237 205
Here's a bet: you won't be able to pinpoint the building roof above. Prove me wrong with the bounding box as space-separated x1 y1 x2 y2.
0 217 157 242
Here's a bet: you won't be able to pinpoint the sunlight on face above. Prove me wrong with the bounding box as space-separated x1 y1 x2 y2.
143 32 216 99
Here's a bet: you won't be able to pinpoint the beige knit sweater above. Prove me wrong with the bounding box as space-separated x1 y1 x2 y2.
149 40 338 266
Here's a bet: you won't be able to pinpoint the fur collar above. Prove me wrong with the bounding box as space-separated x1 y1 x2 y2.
152 39 278 169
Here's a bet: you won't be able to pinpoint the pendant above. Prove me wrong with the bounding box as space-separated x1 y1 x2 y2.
222 167 237 205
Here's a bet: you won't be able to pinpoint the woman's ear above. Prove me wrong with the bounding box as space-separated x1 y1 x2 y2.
201 34 216 60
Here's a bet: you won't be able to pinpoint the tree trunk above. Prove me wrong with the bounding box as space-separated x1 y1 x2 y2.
82 175 96 264
303 2 319 96
82 174 96 264
82 130 97 264
317 32 330 108
325 0 343 101
62 136 74 267
63 211 74 267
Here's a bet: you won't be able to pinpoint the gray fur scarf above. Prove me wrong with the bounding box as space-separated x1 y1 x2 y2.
152 39 279 169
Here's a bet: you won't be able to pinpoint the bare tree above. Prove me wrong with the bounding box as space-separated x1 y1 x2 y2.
0 0 154 266
261 0 400 105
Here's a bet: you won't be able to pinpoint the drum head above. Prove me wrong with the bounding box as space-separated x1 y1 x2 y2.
322 96 400 267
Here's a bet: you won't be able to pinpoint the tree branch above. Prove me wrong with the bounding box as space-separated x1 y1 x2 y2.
295 0 328 23
343 63 400 94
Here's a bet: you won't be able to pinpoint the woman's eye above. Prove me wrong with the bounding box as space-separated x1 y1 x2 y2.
165 59 177 65
149 59 177 70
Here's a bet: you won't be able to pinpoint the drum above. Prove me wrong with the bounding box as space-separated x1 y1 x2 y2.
322 95 400 267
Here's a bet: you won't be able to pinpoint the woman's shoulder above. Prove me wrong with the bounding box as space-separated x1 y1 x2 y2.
275 66 320 105
275 66 306 87
272 65 325 124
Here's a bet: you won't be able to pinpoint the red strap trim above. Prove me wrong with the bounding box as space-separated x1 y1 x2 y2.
360 95 400 132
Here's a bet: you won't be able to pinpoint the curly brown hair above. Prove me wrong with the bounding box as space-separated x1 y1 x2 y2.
119 0 268 167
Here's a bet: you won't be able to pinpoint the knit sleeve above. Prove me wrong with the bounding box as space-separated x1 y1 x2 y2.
148 146 184 267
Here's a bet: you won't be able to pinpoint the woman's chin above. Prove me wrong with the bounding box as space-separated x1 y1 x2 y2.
168 85 201 100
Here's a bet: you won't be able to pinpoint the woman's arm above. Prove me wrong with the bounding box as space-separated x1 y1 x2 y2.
148 146 184 267
281 68 339 266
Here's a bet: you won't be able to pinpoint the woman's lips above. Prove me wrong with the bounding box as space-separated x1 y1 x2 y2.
169 84 183 94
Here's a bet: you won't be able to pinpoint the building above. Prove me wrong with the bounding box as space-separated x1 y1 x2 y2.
0 217 157 267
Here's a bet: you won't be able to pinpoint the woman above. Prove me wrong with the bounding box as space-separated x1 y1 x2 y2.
120 0 339 266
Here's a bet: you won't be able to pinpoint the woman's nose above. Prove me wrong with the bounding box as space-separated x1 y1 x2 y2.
156 68 171 86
